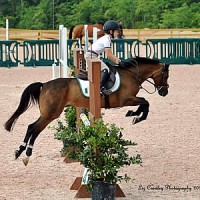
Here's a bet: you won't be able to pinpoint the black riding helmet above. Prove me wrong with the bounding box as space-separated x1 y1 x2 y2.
103 20 120 38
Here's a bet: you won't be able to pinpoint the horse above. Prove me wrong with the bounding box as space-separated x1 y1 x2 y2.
69 23 104 43
4 57 170 165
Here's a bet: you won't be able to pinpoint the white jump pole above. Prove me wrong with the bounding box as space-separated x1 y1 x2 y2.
84 25 88 53
58 25 63 78
80 113 91 185
84 25 89 70
52 59 57 80
6 18 9 40
93 27 100 43
62 26 68 78
6 18 9 59
57 25 68 78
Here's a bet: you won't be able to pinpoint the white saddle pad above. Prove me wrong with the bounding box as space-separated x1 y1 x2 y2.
77 72 120 98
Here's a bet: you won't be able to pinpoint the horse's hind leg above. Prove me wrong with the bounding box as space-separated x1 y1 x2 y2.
15 116 53 165
15 122 35 159
22 117 53 166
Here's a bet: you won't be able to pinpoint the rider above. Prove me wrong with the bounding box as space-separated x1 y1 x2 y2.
85 20 123 95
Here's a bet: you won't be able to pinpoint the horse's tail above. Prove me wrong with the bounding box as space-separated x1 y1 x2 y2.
69 26 75 39
4 82 43 132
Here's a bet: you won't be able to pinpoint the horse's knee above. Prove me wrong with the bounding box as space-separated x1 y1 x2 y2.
138 103 149 113
141 105 149 120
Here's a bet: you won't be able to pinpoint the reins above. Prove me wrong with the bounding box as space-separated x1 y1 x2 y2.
139 79 157 94
124 60 166 94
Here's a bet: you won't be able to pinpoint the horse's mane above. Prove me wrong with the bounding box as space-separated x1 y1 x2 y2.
69 25 75 39
127 57 161 66
107 57 161 70
106 56 161 70
96 22 104 25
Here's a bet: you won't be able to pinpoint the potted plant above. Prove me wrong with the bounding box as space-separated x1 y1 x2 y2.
61 118 142 199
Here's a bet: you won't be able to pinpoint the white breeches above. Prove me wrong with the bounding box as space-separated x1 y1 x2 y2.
85 52 110 72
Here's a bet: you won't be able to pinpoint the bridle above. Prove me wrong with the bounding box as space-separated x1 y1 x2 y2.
142 63 169 94
155 64 169 91
128 62 169 94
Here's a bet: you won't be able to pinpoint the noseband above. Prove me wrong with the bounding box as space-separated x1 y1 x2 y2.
139 63 169 94
156 63 169 91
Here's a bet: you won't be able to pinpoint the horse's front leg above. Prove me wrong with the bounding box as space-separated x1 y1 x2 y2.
131 103 149 124
124 97 149 124
126 104 145 117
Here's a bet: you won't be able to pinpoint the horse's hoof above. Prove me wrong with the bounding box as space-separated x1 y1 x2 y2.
15 150 20 160
132 116 140 125
22 157 29 166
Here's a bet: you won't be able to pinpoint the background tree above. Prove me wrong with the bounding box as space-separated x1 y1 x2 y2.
0 0 199 29
160 2 200 28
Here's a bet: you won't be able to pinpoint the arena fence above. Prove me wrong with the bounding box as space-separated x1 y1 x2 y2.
0 38 200 67
0 40 19 67
23 39 78 67
102 39 140 64
146 38 200 64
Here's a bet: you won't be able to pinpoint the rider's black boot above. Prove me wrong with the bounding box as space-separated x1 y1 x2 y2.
100 69 111 96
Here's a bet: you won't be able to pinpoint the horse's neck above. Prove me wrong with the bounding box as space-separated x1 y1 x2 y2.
134 64 161 82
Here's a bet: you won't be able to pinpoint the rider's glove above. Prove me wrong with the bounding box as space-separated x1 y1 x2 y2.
119 61 126 68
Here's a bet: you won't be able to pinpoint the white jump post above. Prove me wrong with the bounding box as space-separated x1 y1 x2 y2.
6 18 9 40
93 27 100 43
51 59 57 80
84 25 88 54
52 25 68 79
84 25 99 71
6 18 9 60
59 25 68 78
84 26 100 49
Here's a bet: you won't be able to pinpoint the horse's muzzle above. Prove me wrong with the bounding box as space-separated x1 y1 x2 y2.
157 85 169 96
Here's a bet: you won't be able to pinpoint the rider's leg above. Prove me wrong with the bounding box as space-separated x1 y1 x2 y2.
100 68 109 88
100 61 110 94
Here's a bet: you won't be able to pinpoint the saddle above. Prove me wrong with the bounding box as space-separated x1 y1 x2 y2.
77 62 117 91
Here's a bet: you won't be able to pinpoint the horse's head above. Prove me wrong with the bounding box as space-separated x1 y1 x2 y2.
151 63 170 96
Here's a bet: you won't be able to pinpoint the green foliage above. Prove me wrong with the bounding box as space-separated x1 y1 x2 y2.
52 105 141 186
16 0 53 29
0 0 199 29
52 106 77 142
62 118 142 186
159 3 200 28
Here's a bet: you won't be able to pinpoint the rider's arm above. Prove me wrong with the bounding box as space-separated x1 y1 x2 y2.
105 48 121 64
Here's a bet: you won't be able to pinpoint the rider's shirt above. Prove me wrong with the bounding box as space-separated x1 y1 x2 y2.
88 34 111 55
